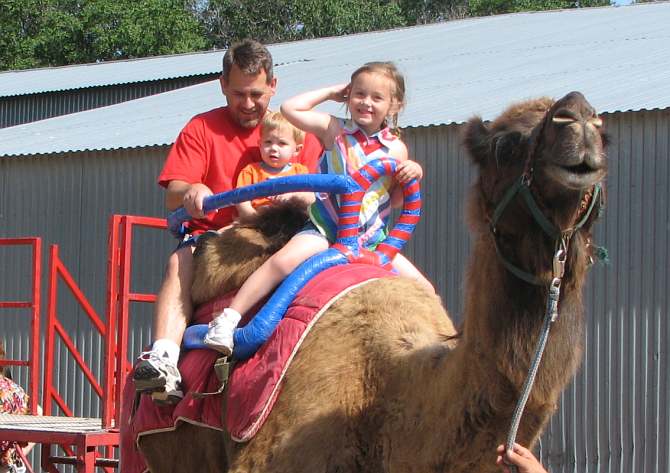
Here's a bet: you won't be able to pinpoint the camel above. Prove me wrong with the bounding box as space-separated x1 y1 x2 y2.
136 91 608 472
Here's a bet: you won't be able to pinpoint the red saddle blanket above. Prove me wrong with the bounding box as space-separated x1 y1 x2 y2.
120 264 391 473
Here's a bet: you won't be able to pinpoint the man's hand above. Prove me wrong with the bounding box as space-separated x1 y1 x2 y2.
395 160 423 184
496 444 548 473
182 183 213 218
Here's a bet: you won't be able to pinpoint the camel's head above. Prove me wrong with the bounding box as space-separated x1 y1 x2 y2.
464 92 607 237
463 93 608 289
533 91 607 191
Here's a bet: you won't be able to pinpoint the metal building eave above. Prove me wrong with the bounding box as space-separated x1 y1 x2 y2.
0 81 216 157
1 2 669 157
0 50 224 98
0 2 665 98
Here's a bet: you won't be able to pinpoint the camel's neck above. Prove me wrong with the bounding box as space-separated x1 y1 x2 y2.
381 234 591 472
459 230 591 408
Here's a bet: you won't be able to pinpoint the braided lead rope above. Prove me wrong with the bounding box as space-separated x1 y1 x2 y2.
504 243 566 473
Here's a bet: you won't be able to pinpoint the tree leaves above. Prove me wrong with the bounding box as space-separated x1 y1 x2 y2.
467 0 609 16
0 0 207 70
199 0 406 49
0 0 612 71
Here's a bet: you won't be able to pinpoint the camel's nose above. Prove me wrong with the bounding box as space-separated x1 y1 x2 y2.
557 91 596 122
583 125 606 170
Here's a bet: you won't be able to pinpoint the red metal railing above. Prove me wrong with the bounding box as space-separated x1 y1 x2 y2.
43 244 111 421
38 214 166 471
42 242 120 471
106 215 166 425
0 237 41 415
44 214 165 428
0 216 166 471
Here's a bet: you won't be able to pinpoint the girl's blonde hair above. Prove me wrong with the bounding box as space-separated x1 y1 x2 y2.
350 61 406 135
261 111 305 144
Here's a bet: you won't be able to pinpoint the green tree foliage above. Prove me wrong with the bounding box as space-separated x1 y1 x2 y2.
199 0 406 49
398 0 469 23
0 0 207 70
467 0 610 16
199 0 612 48
0 0 614 71
0 0 44 70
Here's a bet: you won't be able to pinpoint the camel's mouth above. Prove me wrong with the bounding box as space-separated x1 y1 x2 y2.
546 162 606 190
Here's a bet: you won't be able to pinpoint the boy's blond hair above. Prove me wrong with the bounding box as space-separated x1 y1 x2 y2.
261 111 305 144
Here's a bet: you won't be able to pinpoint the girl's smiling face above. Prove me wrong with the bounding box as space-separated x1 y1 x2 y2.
347 71 398 135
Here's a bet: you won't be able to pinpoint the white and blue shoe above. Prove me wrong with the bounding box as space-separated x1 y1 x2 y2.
133 350 184 404
203 308 241 356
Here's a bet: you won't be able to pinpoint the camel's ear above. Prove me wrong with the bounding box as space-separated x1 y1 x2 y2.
463 116 491 167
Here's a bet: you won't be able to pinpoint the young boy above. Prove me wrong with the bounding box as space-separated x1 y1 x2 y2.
234 111 313 220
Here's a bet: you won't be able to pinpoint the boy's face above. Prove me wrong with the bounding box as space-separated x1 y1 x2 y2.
259 126 302 169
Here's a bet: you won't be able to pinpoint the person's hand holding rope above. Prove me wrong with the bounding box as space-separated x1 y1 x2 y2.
496 444 548 473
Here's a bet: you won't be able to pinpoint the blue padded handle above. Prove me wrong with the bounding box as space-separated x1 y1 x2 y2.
167 174 355 237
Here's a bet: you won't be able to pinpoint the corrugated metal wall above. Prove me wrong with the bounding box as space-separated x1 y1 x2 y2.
0 109 668 472
539 108 670 473
0 147 172 419
0 75 218 128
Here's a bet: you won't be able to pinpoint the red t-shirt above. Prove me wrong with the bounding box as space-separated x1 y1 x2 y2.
158 107 322 234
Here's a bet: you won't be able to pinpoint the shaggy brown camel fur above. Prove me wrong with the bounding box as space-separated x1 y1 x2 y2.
138 91 607 472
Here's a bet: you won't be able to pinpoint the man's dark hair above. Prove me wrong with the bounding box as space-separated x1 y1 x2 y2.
222 39 274 84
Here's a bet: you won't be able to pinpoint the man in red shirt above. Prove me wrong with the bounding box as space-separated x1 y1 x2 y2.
133 39 322 403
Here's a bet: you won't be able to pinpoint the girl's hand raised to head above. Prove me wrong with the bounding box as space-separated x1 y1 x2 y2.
281 85 348 148
395 160 423 184
328 84 350 103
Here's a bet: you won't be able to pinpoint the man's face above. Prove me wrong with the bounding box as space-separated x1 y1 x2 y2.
221 64 277 128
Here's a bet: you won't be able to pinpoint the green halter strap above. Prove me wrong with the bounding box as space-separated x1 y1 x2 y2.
490 175 602 286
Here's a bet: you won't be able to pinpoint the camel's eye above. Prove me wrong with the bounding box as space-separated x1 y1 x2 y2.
492 131 522 166
588 117 603 128
552 110 578 125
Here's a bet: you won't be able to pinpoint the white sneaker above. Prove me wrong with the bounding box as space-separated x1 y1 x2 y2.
203 308 241 355
133 350 184 404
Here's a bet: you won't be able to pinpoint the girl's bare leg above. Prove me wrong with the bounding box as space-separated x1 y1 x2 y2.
230 233 329 315
391 253 435 293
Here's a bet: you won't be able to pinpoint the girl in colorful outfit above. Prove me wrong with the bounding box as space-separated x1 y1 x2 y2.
203 61 434 354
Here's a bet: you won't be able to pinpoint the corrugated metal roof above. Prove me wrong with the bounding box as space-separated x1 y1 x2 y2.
0 50 223 97
1 2 669 157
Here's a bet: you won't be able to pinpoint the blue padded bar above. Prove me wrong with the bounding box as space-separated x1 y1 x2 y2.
168 174 355 237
